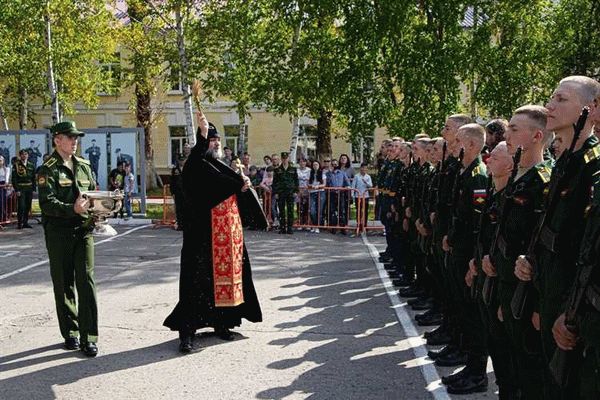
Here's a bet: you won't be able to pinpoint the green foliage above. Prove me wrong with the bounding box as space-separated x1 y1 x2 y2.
0 0 118 120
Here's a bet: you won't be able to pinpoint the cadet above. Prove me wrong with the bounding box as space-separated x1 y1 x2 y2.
272 151 299 234
470 141 520 398
553 169 600 399
482 106 552 399
514 76 600 399
442 123 489 394
381 138 404 274
11 149 35 229
37 121 99 357
426 115 471 359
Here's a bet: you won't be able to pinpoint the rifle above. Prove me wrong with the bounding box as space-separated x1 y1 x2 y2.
549 254 597 387
435 141 447 211
482 147 522 305
443 148 464 269
471 173 494 300
511 107 590 319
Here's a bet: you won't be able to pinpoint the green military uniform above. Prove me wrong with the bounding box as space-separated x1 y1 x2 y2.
11 156 35 228
428 155 461 345
37 121 98 349
491 161 552 399
532 136 600 399
381 158 403 268
571 175 600 399
272 154 299 233
473 183 519 398
446 156 489 390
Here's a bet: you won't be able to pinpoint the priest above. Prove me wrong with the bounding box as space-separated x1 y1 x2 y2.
163 112 263 353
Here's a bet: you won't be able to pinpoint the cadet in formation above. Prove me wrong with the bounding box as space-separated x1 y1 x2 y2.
381 74 600 399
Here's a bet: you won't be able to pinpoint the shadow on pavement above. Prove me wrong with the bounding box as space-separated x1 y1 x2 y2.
253 240 432 400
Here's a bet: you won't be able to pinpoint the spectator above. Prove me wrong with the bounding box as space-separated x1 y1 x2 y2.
296 158 311 227
271 153 281 168
249 165 261 187
326 159 350 234
108 161 126 218
242 152 252 176
258 155 272 181
223 146 233 166
259 166 276 227
269 154 281 224
339 153 355 181
109 161 125 191
123 163 135 220
230 155 244 175
308 160 326 233
0 155 11 223
183 143 191 158
351 163 373 229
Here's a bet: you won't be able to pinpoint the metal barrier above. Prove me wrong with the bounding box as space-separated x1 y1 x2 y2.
292 187 362 235
153 184 176 228
360 188 385 232
0 187 17 229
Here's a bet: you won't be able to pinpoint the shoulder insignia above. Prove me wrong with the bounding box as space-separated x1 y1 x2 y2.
473 189 487 205
536 166 551 183
44 157 57 168
75 156 90 164
584 144 600 164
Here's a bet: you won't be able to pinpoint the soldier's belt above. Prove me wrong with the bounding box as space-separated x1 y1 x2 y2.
18 182 32 186
539 226 558 253
387 192 397 197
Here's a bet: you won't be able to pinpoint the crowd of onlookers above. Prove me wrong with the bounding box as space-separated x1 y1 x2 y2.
0 150 136 229
216 148 375 234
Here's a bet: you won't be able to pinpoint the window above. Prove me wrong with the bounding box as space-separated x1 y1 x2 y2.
297 125 317 160
351 134 374 165
169 65 183 92
99 53 122 95
223 125 248 155
169 126 186 166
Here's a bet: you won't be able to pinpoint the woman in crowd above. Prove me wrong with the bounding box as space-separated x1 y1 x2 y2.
0 155 11 223
296 157 311 227
308 160 326 233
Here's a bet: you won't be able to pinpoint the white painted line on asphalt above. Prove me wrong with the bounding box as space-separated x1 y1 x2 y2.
362 233 450 400
0 225 151 281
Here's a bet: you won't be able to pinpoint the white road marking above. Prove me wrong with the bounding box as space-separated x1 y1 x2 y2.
0 225 150 281
362 233 450 400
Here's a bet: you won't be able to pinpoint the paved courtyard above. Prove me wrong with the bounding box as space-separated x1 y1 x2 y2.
0 225 495 399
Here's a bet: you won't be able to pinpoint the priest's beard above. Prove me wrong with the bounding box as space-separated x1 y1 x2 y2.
205 146 223 160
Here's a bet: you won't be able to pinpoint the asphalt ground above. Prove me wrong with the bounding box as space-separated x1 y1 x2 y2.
0 224 496 400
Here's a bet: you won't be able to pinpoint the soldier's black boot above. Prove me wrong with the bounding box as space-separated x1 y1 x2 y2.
446 373 488 395
80 341 98 357
64 337 80 350
286 226 293 234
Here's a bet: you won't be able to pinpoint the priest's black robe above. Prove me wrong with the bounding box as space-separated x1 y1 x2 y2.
163 143 263 332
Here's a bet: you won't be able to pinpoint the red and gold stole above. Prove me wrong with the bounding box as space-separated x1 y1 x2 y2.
211 194 245 307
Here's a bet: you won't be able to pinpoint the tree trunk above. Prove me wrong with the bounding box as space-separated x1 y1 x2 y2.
135 84 162 190
237 106 246 156
44 1 60 124
316 109 332 161
289 115 300 162
0 105 8 130
175 8 195 146
18 87 27 130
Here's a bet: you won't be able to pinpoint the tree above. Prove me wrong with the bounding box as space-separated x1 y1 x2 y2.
0 0 118 128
